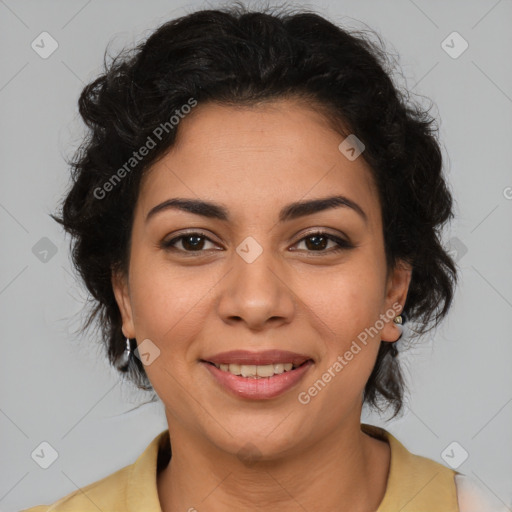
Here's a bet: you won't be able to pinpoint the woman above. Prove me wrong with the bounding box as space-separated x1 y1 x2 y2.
21 3 502 511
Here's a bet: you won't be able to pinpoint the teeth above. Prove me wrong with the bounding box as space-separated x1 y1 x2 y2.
214 362 296 378
273 363 285 374
256 364 276 377
240 364 255 377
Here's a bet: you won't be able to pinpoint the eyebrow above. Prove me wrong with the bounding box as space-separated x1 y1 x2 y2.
145 195 368 225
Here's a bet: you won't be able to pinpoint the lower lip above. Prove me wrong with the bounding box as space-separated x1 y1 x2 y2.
201 360 314 400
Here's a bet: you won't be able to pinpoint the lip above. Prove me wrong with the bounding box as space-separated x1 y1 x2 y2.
202 349 313 366
201 358 314 400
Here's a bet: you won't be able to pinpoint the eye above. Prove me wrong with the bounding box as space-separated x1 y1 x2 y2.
161 230 353 255
161 232 220 253
292 231 353 254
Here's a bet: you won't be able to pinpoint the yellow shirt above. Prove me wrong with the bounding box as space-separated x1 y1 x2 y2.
21 423 460 511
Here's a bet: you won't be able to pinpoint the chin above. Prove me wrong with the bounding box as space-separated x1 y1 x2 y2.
205 422 306 463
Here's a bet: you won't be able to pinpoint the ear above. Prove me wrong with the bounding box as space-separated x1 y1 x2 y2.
111 269 136 339
380 259 412 342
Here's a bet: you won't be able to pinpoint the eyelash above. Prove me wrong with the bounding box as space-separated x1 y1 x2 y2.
160 231 353 256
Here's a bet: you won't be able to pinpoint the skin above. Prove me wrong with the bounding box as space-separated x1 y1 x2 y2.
112 99 412 512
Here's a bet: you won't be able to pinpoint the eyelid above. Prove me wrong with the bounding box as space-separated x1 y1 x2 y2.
294 227 350 242
165 228 220 244
160 229 221 252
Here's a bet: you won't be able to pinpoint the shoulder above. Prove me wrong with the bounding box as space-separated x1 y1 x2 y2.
363 423 509 512
362 423 459 510
19 429 169 512
19 463 133 512
455 473 510 512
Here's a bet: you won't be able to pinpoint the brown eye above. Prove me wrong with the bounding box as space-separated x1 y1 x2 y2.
161 232 219 252
292 232 353 253
161 230 353 255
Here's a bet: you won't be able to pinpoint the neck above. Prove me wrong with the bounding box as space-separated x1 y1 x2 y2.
157 419 390 512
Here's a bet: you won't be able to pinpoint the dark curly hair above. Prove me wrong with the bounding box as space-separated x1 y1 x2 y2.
52 1 458 419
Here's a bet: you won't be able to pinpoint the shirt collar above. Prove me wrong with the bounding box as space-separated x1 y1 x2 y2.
126 429 170 512
125 423 424 512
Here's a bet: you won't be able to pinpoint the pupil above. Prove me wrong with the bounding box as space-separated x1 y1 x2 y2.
184 235 203 250
307 235 327 250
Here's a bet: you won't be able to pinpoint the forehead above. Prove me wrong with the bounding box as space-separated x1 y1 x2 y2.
137 100 381 227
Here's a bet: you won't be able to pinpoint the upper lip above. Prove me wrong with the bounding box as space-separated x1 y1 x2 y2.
202 350 313 366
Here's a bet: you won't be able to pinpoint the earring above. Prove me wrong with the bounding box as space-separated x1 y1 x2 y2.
389 314 404 357
116 337 132 371
393 315 404 339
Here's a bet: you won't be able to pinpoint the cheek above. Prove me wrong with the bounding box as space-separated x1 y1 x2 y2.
301 276 383 405
294 262 384 401
127 259 219 403
128 255 217 353
300 263 385 345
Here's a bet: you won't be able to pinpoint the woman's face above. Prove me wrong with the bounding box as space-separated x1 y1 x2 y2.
113 99 411 459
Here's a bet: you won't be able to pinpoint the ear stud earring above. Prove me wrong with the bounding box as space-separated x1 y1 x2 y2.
389 313 405 357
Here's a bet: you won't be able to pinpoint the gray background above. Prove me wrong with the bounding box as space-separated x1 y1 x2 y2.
1 0 511 510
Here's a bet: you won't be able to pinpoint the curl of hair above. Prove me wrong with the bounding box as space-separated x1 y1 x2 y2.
52 2 458 418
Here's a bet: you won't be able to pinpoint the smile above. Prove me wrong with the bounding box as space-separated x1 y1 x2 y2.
199 349 314 399
208 361 302 378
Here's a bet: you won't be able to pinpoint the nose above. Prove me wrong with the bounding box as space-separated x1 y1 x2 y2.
216 245 296 331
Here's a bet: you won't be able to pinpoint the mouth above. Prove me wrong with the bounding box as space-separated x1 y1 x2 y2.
200 359 312 378
199 349 314 399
